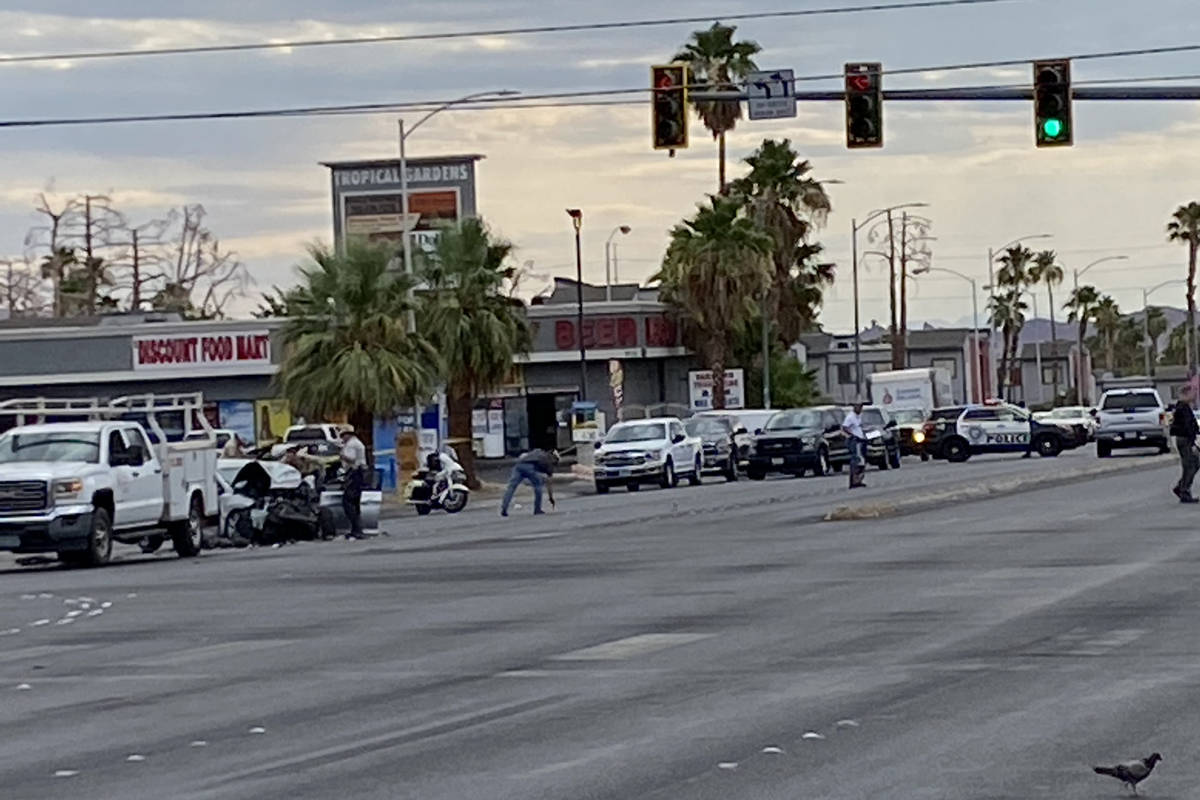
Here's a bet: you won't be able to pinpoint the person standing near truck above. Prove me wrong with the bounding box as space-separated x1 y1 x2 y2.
339 427 369 538
842 401 868 489
1171 384 1199 504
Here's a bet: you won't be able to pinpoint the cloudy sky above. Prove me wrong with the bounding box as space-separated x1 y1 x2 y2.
1 0 1198 330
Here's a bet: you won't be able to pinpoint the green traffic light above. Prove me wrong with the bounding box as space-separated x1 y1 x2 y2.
1042 118 1064 139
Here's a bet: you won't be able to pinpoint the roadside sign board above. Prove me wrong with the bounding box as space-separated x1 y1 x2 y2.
748 69 796 120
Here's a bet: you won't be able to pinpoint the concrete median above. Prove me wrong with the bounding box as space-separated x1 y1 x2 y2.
824 454 1174 521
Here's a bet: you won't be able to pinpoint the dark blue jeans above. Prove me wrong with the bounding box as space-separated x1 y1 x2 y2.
502 462 544 514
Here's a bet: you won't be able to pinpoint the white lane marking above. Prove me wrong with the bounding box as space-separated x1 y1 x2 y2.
762 746 784 754
0 628 19 636
836 719 860 728
509 533 563 541
718 762 738 770
190 740 208 748
126 754 146 762
802 731 825 740
54 770 78 778
550 633 713 661
128 640 293 667
15 683 31 691
29 619 50 627
248 726 267 735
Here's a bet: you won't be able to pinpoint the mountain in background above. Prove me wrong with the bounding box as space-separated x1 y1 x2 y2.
913 306 1190 346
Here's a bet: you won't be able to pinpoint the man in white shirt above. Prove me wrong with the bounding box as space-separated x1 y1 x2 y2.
339 427 369 539
842 401 867 489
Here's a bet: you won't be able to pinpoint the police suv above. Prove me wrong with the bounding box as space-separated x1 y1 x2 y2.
924 401 1082 462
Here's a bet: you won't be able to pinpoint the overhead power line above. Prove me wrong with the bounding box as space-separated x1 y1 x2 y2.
0 0 1020 65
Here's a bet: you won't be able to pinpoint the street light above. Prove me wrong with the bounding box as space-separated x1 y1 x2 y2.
851 201 929 397
986 234 1053 400
605 226 632 302
1070 255 1129 404
1143 278 1185 377
913 265 982 403
398 89 521 330
567 209 587 401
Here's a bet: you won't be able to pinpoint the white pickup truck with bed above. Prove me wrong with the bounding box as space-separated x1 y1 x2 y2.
0 394 218 567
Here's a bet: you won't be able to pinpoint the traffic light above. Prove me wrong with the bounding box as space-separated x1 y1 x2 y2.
845 62 883 149
1034 59 1072 147
651 64 689 152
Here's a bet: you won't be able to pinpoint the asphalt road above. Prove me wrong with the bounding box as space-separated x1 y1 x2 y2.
1 448 1194 799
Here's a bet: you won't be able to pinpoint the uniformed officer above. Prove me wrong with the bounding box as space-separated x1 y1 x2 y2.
1170 384 1199 504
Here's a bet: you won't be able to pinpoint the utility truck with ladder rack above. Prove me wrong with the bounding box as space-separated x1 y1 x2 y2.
0 394 218 567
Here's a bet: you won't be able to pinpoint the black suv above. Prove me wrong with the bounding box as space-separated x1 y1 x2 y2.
684 416 739 481
747 406 851 479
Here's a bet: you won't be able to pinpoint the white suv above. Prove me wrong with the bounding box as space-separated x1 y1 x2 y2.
594 417 702 494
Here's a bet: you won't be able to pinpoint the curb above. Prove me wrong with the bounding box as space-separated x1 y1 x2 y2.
823 455 1174 522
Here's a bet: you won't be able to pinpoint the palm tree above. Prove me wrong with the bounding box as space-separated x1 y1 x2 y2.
729 138 833 344
1092 295 1122 370
988 288 1028 400
278 239 439 456
418 218 531 489
655 194 773 409
1065 283 1102 398
673 22 761 192
1168 202 1200 373
1029 250 1065 397
990 246 1034 399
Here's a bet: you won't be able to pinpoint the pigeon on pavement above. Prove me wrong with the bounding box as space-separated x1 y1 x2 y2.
1093 753 1162 795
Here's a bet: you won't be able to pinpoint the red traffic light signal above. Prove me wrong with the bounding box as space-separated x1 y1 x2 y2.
651 64 689 152
845 62 883 149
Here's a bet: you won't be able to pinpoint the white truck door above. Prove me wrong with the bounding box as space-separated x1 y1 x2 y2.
108 428 161 527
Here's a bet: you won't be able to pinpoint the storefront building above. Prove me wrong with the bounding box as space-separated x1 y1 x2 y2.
0 314 289 443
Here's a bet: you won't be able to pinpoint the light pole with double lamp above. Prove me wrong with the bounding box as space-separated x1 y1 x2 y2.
604 226 631 302
1143 278 1185 378
1071 255 1129 404
398 90 520 327
850 202 929 397
913 265 982 403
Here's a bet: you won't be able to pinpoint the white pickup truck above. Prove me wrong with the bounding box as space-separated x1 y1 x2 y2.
0 394 218 567
1094 387 1170 458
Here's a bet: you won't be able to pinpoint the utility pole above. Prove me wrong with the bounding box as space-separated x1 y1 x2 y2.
851 217 862 398
567 209 587 401
131 228 141 312
900 216 909 367
887 210 898 370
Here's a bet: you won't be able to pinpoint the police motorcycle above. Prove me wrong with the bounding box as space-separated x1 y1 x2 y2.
407 447 470 515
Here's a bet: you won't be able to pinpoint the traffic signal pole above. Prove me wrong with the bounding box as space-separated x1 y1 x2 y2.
690 86 1200 103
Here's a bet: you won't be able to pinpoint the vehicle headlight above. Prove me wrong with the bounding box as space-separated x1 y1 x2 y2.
802 435 820 447
912 431 926 444
53 479 84 500
644 449 662 461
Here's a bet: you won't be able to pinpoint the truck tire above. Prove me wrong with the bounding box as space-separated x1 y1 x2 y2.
61 507 113 568
171 494 204 558
660 459 676 489
747 468 766 481
688 457 703 486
